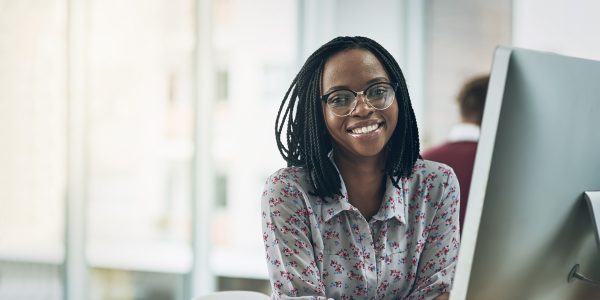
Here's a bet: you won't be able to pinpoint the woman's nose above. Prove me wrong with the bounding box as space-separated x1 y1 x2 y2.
351 94 375 116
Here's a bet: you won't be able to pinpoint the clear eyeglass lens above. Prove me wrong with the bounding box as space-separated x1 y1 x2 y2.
327 91 356 115
366 83 394 109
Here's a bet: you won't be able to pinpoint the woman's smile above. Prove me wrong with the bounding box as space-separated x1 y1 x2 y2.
346 119 385 140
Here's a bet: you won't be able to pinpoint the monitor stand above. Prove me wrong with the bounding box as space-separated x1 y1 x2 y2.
567 191 600 287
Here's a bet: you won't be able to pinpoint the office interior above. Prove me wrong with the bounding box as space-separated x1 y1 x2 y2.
1 0 599 299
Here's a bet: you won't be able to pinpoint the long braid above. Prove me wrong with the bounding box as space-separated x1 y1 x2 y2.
304 60 340 197
275 36 420 200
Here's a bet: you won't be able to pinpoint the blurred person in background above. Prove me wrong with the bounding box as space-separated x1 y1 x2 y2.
421 75 489 233
261 36 459 300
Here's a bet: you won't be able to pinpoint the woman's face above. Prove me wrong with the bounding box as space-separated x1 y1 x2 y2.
321 49 399 158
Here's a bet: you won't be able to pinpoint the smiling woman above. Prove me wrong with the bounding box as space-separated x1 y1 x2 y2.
262 37 459 300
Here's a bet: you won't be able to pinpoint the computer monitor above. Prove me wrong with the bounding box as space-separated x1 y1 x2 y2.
450 46 600 300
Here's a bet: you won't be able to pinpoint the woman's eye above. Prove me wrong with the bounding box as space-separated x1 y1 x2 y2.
369 88 387 96
329 94 351 104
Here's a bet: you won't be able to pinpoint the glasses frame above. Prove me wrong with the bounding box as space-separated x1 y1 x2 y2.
320 82 399 117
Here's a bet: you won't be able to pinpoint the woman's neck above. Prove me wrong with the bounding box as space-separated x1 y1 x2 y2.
333 147 387 221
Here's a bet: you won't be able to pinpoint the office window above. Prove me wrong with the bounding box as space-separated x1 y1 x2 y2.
216 70 229 101
209 0 294 283
263 65 290 102
217 276 270 295
0 1 67 297
85 0 196 295
89 268 185 300
0 261 62 300
215 174 228 207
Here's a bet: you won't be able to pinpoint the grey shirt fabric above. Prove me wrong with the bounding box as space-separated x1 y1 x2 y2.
261 156 460 300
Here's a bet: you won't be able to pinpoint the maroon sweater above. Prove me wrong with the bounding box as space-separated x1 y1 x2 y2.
421 141 478 234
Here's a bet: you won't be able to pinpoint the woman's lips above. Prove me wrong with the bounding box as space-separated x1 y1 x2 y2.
348 122 384 140
346 119 383 132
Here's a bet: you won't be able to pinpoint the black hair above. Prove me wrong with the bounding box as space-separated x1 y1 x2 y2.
275 36 420 200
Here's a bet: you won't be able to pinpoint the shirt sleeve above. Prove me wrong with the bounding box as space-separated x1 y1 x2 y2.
261 173 334 300
408 168 460 300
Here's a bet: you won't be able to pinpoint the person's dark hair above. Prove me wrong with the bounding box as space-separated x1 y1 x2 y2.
275 36 420 200
457 75 489 125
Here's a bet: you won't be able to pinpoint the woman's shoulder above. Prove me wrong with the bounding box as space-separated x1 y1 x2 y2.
267 166 310 184
402 159 459 218
415 159 456 175
407 159 459 187
262 167 315 212
264 167 314 196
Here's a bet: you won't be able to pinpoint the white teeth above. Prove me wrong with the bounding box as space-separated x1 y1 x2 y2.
351 123 380 134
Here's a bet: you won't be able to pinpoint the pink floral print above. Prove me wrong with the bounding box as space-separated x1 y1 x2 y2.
262 155 460 300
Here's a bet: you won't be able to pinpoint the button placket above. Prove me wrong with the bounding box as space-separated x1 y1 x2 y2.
355 216 375 300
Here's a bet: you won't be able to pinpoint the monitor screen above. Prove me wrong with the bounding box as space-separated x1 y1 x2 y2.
451 46 600 300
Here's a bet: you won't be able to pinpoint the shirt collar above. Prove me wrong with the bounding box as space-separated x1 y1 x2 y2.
447 123 480 142
321 151 406 225
321 152 352 222
371 175 406 224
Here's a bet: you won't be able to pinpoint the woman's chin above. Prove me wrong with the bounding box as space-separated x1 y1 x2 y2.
331 132 390 159
348 144 387 158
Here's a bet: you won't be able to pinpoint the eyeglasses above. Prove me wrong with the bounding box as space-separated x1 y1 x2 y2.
320 82 399 117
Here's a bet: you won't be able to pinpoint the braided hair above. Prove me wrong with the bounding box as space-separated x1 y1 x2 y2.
275 36 420 201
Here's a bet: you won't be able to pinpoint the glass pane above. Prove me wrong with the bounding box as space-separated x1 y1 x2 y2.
90 268 185 300
209 0 295 282
0 261 63 300
0 0 67 263
217 276 270 295
86 0 195 274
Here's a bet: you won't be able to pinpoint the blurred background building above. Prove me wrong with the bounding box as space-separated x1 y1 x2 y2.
1 0 599 299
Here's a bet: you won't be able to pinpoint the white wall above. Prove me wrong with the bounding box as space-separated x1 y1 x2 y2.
513 0 600 61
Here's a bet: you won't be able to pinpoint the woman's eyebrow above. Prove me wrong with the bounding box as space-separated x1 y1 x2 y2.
324 77 390 94
366 77 389 85
324 85 349 94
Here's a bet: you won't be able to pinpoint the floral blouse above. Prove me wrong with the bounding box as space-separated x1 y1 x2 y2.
261 155 460 300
